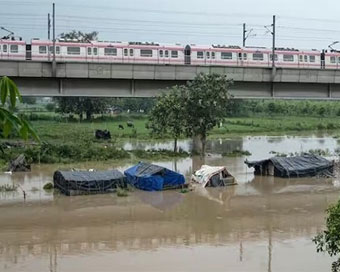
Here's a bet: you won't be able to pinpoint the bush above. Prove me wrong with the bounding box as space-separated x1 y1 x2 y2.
313 200 340 271
45 103 56 112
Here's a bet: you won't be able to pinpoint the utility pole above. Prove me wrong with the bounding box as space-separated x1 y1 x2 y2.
243 23 246 47
52 3 56 77
48 13 51 40
271 15 276 97
48 13 51 61
272 15 276 70
242 23 254 47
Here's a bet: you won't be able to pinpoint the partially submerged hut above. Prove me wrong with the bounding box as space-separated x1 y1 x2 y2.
53 170 126 196
191 165 236 187
124 162 185 191
245 154 334 178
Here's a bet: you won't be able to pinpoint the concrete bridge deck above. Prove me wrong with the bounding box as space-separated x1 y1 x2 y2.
0 60 339 98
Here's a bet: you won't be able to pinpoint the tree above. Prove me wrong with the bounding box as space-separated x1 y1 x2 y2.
59 30 98 42
183 73 232 155
22 96 36 105
313 200 340 272
54 97 110 120
149 86 186 152
0 76 39 141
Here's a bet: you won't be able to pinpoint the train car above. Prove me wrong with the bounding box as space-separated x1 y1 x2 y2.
324 51 340 69
30 39 185 64
0 38 26 61
190 44 242 66
274 48 320 69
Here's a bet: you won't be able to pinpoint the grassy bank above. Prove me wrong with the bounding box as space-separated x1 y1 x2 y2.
1 114 340 167
30 115 340 141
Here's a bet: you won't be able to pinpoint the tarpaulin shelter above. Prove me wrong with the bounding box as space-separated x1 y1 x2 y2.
191 165 236 187
53 170 126 196
245 154 334 178
124 162 185 191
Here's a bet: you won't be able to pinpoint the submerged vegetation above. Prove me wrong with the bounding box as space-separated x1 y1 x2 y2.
222 150 252 157
0 184 18 192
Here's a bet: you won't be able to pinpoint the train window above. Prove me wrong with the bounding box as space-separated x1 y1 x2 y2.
197 51 204 59
330 56 336 63
3 45 7 53
93 48 98 55
338 57 340 63
304 55 307 62
221 52 232 59
206 52 210 59
104 48 117 56
124 49 128 57
299 55 303 62
309 56 315 63
211 52 215 59
39 46 47 54
130 49 134 57
10 45 18 53
87 48 92 55
67 46 80 55
253 53 264 61
171 50 178 58
140 49 153 57
0 45 1 52
165 50 169 57
160 50 163 57
243 53 247 60
283 54 294 62
238 53 242 60
270 54 278 61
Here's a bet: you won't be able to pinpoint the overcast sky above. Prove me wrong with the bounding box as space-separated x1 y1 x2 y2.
2 0 340 50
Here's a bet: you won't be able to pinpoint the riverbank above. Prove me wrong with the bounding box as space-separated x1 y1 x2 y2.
1 115 340 167
28 115 340 140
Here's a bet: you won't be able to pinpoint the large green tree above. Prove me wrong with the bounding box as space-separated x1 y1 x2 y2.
313 200 340 272
149 86 186 152
183 73 232 155
54 97 109 121
0 76 38 141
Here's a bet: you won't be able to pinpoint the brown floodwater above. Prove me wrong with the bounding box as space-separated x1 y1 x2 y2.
0 135 339 272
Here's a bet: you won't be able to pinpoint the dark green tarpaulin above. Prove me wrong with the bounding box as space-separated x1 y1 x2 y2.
245 154 334 178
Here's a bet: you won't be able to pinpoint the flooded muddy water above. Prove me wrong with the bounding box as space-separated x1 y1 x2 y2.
0 135 339 271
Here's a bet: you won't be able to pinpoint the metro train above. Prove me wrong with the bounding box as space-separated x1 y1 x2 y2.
0 38 339 69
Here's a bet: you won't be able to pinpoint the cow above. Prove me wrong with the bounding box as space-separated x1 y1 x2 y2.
127 121 134 128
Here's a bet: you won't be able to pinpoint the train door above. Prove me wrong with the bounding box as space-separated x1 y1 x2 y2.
158 49 164 64
122 48 128 63
184 45 191 65
164 49 170 64
87 47 93 62
2 44 8 60
25 44 32 60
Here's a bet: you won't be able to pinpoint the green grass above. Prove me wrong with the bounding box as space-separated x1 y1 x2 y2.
2 114 340 165
212 116 340 136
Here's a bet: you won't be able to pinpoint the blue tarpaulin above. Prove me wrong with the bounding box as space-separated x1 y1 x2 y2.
124 162 185 191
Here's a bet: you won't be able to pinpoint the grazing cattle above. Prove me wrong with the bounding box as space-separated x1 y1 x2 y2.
119 125 124 130
127 121 134 128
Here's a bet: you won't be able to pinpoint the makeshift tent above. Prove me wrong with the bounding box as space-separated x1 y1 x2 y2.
53 170 126 196
245 154 334 178
124 162 185 191
191 165 236 187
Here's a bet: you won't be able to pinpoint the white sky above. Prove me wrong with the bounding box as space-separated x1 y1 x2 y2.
2 0 340 50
